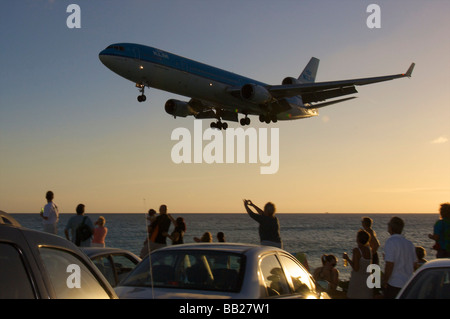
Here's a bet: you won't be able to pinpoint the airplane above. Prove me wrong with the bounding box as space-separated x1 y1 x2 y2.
99 43 415 130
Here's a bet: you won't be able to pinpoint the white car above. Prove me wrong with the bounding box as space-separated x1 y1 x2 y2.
396 258 450 299
115 243 329 299
81 247 141 287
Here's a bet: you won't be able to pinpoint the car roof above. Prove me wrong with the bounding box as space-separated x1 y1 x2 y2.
152 242 286 255
81 247 141 260
0 210 21 227
418 258 450 270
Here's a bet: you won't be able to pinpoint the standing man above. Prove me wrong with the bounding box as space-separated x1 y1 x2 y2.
64 204 94 247
148 205 172 251
383 216 417 299
40 190 59 234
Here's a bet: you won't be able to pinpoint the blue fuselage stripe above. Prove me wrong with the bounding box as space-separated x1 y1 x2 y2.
99 43 267 88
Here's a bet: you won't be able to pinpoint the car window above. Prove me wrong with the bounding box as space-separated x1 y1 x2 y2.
259 254 290 297
399 267 450 299
279 254 315 296
92 255 116 287
111 254 139 285
121 250 244 292
0 243 36 298
39 247 111 299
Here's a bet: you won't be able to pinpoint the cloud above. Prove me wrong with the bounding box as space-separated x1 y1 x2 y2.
431 136 448 144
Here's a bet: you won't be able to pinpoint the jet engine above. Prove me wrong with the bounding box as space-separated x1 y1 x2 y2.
164 99 196 117
240 84 272 104
281 77 301 85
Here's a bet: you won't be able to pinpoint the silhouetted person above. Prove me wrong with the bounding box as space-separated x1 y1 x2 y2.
40 190 59 234
168 215 186 245
383 216 416 299
428 203 450 258
361 217 380 264
194 232 213 243
148 204 171 251
243 199 282 249
343 229 373 299
64 204 94 247
217 232 225 242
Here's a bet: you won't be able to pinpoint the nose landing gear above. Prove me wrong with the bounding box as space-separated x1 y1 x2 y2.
136 83 147 102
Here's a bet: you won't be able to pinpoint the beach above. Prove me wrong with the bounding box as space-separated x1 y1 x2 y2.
12 212 438 281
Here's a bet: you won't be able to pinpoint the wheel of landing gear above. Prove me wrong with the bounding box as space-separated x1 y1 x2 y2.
222 122 228 130
141 95 146 102
137 95 147 102
245 117 251 125
240 118 246 126
259 114 265 123
210 122 216 129
137 95 143 102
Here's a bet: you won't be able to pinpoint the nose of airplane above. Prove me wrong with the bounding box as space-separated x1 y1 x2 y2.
98 50 107 64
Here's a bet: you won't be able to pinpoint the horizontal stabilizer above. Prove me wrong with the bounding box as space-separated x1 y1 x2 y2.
307 97 357 109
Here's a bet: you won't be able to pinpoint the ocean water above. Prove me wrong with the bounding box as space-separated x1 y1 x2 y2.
12 213 438 280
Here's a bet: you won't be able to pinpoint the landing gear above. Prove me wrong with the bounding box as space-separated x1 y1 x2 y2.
136 83 147 102
210 120 228 130
240 115 251 126
259 114 277 124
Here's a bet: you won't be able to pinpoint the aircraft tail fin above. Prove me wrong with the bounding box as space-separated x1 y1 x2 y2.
298 57 320 83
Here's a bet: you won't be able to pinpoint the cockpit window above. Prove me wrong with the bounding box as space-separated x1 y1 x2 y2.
106 45 124 51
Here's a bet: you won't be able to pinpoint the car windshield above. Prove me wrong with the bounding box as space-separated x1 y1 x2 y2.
399 267 450 299
120 249 245 293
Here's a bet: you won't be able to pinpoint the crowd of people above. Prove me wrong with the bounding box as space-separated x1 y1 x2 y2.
312 203 450 299
39 190 108 247
38 191 449 299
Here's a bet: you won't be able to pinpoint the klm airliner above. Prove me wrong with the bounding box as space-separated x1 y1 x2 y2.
99 43 414 130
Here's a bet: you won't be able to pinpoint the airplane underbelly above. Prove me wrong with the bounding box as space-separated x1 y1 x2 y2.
277 106 318 120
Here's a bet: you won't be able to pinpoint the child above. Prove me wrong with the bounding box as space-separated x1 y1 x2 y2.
92 216 108 247
414 246 427 270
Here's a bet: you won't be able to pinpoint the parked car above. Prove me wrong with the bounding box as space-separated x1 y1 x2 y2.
0 210 117 299
396 258 450 299
115 243 330 299
81 247 141 287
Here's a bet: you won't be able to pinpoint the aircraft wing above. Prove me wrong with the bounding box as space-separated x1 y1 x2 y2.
267 63 415 103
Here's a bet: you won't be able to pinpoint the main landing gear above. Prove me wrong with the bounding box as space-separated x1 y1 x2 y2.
136 84 147 102
240 115 251 126
259 114 277 124
210 120 228 130
211 114 250 130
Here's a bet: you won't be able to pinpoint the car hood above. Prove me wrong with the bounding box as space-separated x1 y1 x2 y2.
115 286 233 299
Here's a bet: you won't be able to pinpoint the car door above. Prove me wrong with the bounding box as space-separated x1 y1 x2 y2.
278 254 318 298
259 253 291 298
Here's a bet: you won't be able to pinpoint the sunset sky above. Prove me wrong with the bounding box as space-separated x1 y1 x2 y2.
1 0 449 214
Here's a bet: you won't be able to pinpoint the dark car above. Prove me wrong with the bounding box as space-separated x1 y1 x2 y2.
0 211 117 299
81 247 141 287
